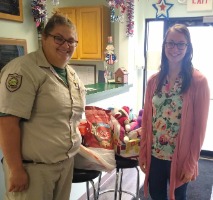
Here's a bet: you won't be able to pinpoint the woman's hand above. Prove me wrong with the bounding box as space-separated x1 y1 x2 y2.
139 161 147 173
180 171 193 183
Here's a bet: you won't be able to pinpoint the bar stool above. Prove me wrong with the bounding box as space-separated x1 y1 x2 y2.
98 154 140 200
73 168 102 200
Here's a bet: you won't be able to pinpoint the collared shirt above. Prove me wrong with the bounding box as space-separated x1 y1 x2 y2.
0 49 86 163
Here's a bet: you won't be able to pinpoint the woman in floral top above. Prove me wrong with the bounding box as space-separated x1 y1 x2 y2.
139 24 210 200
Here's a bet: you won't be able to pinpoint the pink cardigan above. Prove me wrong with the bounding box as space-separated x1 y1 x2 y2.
139 69 210 200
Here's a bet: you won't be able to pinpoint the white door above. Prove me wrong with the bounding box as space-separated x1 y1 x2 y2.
189 26 213 151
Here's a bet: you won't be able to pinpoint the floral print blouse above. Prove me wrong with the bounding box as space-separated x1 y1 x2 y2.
151 76 183 161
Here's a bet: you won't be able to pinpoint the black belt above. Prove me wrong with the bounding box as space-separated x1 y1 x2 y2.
1 158 66 165
22 160 46 164
1 158 45 165
22 159 67 164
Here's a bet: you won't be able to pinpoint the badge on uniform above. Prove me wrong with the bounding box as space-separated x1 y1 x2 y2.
6 73 22 92
73 79 79 88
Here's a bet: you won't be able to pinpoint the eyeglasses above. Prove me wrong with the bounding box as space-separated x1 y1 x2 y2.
48 33 78 47
165 41 188 50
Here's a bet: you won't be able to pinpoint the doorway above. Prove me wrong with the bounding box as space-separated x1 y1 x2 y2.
144 17 213 152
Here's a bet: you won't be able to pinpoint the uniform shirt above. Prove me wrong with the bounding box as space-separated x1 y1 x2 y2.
152 77 183 160
0 49 86 164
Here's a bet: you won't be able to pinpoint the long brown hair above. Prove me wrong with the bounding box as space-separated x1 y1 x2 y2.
156 24 193 94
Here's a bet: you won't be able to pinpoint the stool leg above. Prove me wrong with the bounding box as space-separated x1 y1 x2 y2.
86 181 90 200
87 180 98 200
114 168 120 200
135 167 140 200
96 172 102 199
91 180 98 200
118 168 123 200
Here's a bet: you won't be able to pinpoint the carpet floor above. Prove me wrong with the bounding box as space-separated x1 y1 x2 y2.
139 157 213 200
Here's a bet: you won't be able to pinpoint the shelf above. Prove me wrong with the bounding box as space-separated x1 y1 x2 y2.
85 83 133 104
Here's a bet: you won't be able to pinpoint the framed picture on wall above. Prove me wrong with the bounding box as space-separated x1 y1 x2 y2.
71 64 96 85
0 38 27 71
0 0 23 22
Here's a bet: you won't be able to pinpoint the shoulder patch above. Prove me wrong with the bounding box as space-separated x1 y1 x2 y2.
6 73 22 92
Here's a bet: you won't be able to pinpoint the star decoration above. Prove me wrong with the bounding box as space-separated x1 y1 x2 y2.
152 0 174 19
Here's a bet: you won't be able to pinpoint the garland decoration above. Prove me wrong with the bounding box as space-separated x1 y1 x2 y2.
107 0 126 23
31 0 47 34
106 0 135 37
126 0 134 37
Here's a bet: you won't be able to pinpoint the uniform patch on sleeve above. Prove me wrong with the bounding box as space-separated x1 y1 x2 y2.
6 73 22 92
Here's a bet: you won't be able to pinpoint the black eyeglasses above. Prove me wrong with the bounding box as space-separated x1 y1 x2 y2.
48 33 78 47
165 41 188 50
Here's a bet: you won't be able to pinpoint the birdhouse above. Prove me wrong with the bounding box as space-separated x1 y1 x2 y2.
114 67 128 83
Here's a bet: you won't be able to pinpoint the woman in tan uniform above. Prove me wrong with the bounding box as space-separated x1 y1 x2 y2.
0 13 86 200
